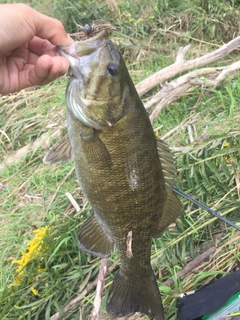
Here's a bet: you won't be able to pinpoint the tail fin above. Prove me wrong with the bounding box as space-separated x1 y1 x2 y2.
106 270 164 320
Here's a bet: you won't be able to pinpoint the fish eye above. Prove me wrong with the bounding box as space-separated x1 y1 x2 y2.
107 63 119 76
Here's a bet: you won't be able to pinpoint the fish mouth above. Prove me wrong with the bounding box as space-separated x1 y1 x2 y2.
58 30 108 60
58 30 109 79
77 29 108 45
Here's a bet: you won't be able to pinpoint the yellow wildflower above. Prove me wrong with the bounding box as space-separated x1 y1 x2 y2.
30 287 39 296
134 18 143 25
12 226 50 285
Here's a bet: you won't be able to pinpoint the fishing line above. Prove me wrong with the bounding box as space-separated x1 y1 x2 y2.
173 186 240 231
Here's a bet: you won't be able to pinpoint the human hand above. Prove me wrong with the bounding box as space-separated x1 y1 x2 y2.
0 3 74 95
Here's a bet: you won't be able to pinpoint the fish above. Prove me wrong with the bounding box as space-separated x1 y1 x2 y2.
44 28 182 320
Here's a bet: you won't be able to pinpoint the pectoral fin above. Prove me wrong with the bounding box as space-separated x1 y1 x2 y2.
43 135 73 164
80 129 112 170
44 130 112 170
78 214 115 258
153 139 182 237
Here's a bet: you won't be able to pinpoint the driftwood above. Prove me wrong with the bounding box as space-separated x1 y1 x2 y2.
135 36 240 123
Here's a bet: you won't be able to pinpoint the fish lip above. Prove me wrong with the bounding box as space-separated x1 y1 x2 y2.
57 30 108 58
57 30 109 77
79 29 108 43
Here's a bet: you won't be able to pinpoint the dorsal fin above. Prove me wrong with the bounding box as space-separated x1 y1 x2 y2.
152 139 182 237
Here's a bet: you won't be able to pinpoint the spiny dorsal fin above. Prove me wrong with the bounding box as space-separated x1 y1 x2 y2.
43 135 73 164
152 138 182 237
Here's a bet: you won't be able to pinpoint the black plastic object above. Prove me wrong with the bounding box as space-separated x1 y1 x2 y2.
178 270 240 320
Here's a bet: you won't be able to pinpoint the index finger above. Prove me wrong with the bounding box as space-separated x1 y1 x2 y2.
28 37 58 57
31 9 74 46
0 4 73 55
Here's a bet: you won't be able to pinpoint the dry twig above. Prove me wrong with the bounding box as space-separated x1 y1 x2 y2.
133 36 240 122
136 36 240 96
163 246 216 287
65 192 81 213
91 258 109 320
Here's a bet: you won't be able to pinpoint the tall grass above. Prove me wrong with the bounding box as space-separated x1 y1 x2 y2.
1 1 240 319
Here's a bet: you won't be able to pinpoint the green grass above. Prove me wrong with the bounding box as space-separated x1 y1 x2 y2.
1 1 240 319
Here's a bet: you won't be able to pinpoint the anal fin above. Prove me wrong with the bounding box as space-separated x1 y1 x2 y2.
78 214 114 258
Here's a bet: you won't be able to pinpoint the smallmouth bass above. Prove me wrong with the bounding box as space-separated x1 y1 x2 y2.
44 29 182 320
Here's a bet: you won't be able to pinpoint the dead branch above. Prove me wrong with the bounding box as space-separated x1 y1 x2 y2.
163 246 216 287
148 62 240 123
136 36 240 97
149 83 190 124
134 36 240 123
91 258 109 320
144 67 222 110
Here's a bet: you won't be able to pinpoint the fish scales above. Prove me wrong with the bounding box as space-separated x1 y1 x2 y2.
44 29 182 320
67 99 165 266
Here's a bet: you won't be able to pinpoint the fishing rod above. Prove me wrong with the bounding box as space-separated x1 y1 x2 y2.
173 186 240 231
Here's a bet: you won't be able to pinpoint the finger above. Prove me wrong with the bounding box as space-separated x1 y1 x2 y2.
36 55 70 83
25 55 69 87
9 40 57 66
30 8 74 46
0 4 73 55
29 37 58 57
